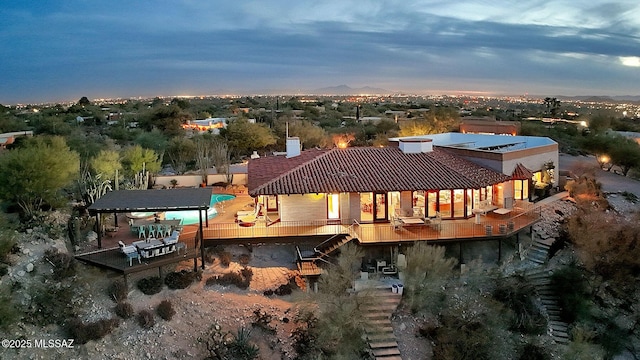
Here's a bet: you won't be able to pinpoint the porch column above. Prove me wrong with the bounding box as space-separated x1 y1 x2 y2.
96 212 102 249
199 208 205 270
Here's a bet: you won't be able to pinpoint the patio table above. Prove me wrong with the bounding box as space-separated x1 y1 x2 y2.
134 239 165 258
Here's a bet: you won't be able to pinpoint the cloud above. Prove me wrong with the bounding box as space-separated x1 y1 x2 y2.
620 56 640 67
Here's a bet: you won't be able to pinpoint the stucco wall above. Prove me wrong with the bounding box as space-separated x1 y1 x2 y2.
502 150 559 187
154 173 248 188
279 194 327 222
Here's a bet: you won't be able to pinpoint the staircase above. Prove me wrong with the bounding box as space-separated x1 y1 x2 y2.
525 268 570 344
525 238 551 265
361 289 403 360
296 234 355 274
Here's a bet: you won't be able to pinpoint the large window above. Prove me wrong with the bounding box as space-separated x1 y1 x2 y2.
439 190 451 218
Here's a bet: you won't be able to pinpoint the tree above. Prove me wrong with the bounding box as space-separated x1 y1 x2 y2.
0 136 79 218
140 104 190 137
608 137 640 176
221 118 277 157
78 96 91 106
166 137 196 174
120 145 161 178
90 149 122 180
275 119 329 149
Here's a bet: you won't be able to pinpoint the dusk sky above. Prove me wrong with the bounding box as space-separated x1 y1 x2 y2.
2 1 640 104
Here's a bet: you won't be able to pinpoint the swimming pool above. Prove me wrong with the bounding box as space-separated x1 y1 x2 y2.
129 193 235 225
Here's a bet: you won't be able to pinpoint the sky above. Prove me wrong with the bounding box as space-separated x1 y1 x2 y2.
1 1 640 104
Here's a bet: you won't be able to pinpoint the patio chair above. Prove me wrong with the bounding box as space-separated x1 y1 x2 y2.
147 224 157 238
176 242 187 255
119 241 141 266
137 226 147 239
162 223 172 237
155 224 166 237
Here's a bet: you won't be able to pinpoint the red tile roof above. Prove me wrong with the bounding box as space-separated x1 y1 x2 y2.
510 163 534 180
248 147 510 196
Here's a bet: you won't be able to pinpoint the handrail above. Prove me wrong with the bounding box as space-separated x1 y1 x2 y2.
313 221 357 253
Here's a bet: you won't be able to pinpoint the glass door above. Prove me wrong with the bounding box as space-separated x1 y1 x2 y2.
374 193 387 221
327 193 340 220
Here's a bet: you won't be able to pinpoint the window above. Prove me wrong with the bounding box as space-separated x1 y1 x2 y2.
327 193 340 219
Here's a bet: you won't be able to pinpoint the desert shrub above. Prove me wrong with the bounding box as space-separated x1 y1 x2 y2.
550 266 591 324
263 289 274 296
292 310 320 358
519 343 550 360
0 292 19 330
137 276 163 295
137 309 156 329
493 275 546 334
43 248 76 280
164 270 197 289
66 317 120 344
252 309 275 334
238 253 251 265
227 327 259 360
274 283 292 296
27 284 76 326
218 251 232 267
114 302 135 319
204 323 259 360
108 279 128 302
0 231 17 263
156 300 176 321
0 264 7 277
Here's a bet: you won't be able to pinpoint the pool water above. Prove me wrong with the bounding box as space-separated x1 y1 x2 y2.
131 194 235 225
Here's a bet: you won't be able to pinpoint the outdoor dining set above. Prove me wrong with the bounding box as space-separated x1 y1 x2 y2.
119 224 187 266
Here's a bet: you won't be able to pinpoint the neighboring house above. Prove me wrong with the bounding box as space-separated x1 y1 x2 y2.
0 131 33 149
459 117 521 135
248 133 558 225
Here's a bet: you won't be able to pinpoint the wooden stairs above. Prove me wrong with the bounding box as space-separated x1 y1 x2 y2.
296 235 355 275
360 289 403 360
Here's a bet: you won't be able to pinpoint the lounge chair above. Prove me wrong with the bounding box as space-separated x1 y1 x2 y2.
236 203 261 218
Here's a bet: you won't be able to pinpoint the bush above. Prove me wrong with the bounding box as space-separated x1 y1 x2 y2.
66 317 120 344
551 266 590 323
43 248 76 280
274 283 292 296
227 327 259 360
519 343 550 360
164 270 197 290
27 284 76 326
114 302 135 319
137 276 163 295
0 231 17 263
0 292 19 330
156 300 176 321
219 251 232 267
493 275 546 334
108 280 128 302
137 309 155 329
239 253 251 265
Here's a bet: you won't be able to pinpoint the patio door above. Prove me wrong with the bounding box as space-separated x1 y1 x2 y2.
374 192 387 222
327 193 340 220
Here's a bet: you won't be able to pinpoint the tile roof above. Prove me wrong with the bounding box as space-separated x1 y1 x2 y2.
248 147 510 196
510 163 534 180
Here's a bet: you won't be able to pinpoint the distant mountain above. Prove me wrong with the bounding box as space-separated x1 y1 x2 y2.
310 85 391 95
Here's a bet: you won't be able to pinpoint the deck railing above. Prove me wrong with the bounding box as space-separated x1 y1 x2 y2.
201 206 541 244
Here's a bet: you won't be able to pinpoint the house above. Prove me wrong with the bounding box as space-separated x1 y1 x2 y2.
248 133 557 225
459 117 521 136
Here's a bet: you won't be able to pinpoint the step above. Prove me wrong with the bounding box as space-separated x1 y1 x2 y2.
367 333 396 342
372 348 401 357
362 304 398 312
367 319 393 326
533 241 551 249
370 341 399 349
375 356 402 360
366 326 394 334
365 313 391 320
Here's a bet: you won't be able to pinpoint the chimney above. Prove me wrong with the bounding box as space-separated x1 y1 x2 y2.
399 138 433 153
286 137 301 158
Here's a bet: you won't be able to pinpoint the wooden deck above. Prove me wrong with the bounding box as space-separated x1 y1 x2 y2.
75 246 199 275
200 207 541 245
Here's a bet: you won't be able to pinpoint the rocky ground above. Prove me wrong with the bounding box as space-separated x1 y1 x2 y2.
1 192 638 360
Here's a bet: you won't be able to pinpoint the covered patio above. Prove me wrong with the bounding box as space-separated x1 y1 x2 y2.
78 188 212 274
